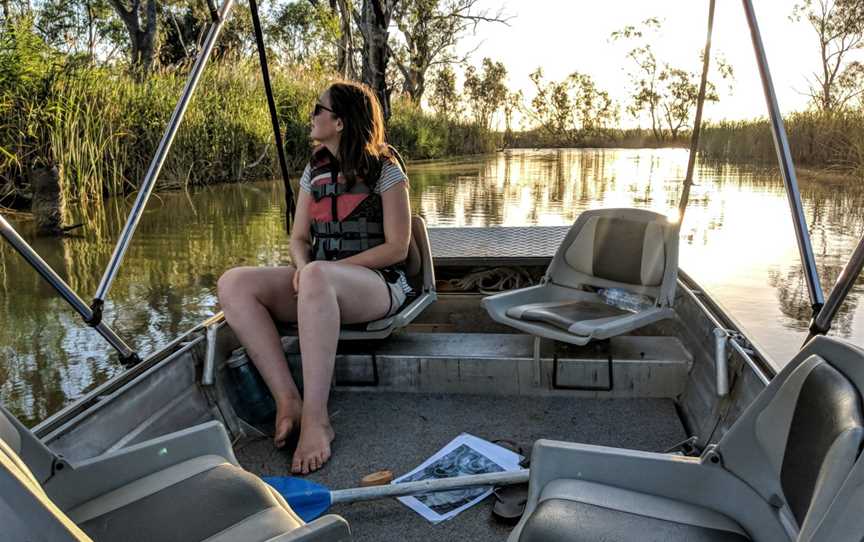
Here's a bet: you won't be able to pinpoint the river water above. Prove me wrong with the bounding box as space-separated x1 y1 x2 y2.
2 148 863 426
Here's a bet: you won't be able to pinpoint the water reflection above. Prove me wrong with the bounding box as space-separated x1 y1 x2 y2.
2 148 863 425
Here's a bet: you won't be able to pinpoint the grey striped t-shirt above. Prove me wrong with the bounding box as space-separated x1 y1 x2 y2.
299 160 408 194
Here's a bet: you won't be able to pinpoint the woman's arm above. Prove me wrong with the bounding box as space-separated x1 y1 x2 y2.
338 181 411 269
290 190 314 270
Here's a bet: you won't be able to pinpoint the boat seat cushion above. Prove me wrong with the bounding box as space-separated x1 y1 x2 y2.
519 480 750 542
69 454 304 542
507 300 630 332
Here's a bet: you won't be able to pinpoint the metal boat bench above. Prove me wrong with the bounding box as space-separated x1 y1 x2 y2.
0 408 350 541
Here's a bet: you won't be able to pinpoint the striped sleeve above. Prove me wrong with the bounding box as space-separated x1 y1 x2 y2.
374 161 408 194
299 164 312 193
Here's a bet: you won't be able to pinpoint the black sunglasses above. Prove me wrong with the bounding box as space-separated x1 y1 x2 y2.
313 103 335 117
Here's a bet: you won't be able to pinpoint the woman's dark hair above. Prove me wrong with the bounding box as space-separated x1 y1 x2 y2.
325 81 392 188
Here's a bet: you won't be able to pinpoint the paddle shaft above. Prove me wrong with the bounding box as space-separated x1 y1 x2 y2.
329 470 529 504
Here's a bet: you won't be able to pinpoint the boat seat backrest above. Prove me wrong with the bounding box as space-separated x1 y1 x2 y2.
404 216 435 293
1 420 92 540
0 405 56 483
0 408 21 455
717 336 864 539
547 208 679 306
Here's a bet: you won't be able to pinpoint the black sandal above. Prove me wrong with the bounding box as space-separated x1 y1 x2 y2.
490 439 531 524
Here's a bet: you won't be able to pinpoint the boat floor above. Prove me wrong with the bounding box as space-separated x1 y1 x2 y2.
236 391 686 542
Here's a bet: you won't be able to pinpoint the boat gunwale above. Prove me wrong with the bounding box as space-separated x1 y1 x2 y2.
31 313 221 438
29 272 773 446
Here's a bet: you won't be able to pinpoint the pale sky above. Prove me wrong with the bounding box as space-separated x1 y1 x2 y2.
456 0 842 126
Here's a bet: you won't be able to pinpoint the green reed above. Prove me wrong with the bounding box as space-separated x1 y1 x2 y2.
699 111 864 176
1 56 500 209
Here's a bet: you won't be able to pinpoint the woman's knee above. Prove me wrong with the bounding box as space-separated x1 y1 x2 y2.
299 261 335 296
217 267 256 306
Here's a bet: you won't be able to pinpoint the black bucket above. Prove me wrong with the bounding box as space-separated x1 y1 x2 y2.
227 350 277 425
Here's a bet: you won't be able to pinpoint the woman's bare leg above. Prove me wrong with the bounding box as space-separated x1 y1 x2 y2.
217 266 303 447
293 261 392 474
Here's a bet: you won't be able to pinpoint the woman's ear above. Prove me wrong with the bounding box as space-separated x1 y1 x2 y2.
335 118 344 133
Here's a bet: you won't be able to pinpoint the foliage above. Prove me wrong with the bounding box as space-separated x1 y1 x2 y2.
700 111 864 175
463 57 507 130
391 0 509 103
427 64 457 118
524 68 617 146
791 0 864 112
0 15 65 182
388 97 499 159
36 0 122 61
268 0 340 70
611 17 730 142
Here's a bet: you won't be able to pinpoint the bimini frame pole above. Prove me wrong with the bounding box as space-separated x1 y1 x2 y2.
91 0 236 324
741 0 824 314
807 232 864 341
249 0 296 227
677 0 715 220
0 215 137 362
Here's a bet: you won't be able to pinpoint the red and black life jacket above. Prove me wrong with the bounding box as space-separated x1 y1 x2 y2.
308 146 390 261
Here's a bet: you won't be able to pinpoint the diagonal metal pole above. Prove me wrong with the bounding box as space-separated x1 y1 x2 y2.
742 0 824 314
678 0 715 221
249 0 296 229
91 0 236 324
807 230 864 341
0 214 138 363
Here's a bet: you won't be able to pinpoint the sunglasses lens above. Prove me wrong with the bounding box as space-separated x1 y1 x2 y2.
313 104 322 116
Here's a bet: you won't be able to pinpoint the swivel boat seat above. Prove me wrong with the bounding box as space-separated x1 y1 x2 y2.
338 215 437 340
482 208 679 345
0 406 351 541
509 335 864 542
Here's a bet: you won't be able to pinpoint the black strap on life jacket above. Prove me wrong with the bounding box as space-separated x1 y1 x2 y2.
310 179 373 201
311 219 385 260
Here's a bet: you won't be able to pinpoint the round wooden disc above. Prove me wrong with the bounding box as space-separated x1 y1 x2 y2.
360 469 394 487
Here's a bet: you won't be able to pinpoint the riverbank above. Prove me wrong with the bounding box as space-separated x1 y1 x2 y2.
1 52 497 212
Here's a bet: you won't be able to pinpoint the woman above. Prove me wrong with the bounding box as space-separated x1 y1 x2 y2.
217 81 412 474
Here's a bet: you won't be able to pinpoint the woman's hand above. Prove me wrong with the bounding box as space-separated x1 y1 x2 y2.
292 265 303 297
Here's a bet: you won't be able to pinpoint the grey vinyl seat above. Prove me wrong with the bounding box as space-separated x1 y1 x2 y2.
482 208 678 345
341 215 436 339
509 335 864 542
278 215 436 341
0 407 350 541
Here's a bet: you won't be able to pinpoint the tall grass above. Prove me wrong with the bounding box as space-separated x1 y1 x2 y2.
2 64 500 207
387 98 500 159
1 19 499 208
6 62 328 205
700 111 864 175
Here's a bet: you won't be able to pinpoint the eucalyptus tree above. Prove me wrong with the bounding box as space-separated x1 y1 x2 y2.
525 68 617 145
463 57 507 129
428 63 457 118
792 0 864 112
106 0 158 76
350 0 398 118
612 18 731 143
390 0 509 104
34 0 122 61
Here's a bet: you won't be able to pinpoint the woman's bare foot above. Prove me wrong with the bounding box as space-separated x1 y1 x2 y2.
274 396 303 449
291 417 335 474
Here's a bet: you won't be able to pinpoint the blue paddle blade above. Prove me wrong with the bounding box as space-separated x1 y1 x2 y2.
263 476 332 522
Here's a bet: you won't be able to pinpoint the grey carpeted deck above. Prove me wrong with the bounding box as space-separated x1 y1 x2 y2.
237 392 686 542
